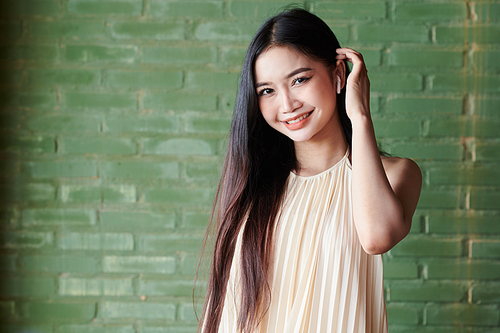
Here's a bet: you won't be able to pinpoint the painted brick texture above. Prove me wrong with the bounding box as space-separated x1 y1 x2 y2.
0 0 498 332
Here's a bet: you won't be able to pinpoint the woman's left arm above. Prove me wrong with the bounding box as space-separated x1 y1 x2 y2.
336 48 422 255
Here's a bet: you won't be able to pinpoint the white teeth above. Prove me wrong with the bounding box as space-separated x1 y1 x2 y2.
286 112 311 124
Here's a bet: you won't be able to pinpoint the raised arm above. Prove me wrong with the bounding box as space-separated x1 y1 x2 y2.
336 48 422 255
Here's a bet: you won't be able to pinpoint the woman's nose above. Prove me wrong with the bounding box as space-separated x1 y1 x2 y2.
280 90 301 113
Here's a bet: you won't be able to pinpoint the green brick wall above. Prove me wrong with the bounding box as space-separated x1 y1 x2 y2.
0 0 498 332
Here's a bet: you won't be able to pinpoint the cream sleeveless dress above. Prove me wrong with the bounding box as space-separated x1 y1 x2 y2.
219 151 388 333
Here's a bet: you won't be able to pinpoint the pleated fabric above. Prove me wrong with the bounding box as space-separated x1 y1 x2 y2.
219 151 388 333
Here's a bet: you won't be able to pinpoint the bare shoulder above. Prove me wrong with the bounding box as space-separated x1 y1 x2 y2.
381 156 422 210
381 156 421 179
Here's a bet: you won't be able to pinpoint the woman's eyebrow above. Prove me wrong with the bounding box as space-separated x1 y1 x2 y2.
286 67 313 79
255 67 313 88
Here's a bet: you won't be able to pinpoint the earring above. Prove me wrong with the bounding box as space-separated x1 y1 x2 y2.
337 76 341 94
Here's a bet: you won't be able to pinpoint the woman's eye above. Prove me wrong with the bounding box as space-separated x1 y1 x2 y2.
258 88 273 96
293 76 311 85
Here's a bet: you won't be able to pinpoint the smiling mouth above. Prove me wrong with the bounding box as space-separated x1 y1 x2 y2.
286 111 312 124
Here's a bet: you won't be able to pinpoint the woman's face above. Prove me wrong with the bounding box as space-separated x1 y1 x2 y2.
254 46 340 144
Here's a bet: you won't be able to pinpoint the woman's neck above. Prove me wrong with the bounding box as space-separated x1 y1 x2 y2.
294 130 348 177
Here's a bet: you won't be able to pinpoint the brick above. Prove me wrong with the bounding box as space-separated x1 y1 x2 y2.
472 283 500 303
470 189 500 210
220 47 247 67
103 185 136 203
65 92 137 108
395 3 467 21
432 74 500 92
0 134 55 153
427 118 500 138
22 208 96 226
0 69 22 85
477 3 500 20
100 211 176 229
104 115 178 133
144 188 212 205
179 303 199 322
60 232 133 250
183 211 210 229
230 1 301 19
21 255 100 273
0 183 56 202
436 25 500 44
185 117 231 134
0 255 17 272
59 137 136 154
389 280 468 302
65 44 137 63
415 190 459 209
59 276 133 296
0 92 56 108
68 0 142 15
312 2 385 20
476 97 500 116
60 185 101 203
110 22 185 40
185 162 220 180
57 326 134 333
22 302 96 320
179 254 198 275
142 46 217 65
389 142 464 160
0 301 15 318
475 50 500 70
142 92 217 111
107 70 183 89
0 21 22 39
0 231 53 249
103 255 175 274
0 45 58 60
194 22 259 42
30 21 105 38
23 160 98 178
25 115 100 133
426 304 499 326
0 113 21 130
27 69 98 86
383 258 419 279
356 24 429 43
102 161 179 179
385 304 420 325
1 325 52 333
426 258 500 280
429 166 500 186
0 0 60 16
186 72 240 93
428 212 500 234
390 236 463 257
142 138 216 155
0 277 54 296
142 326 198 333
373 119 420 138
476 142 500 161
139 277 196 297
386 47 463 68
471 240 500 259
150 1 223 18
99 301 175 320
137 235 202 252
370 73 423 92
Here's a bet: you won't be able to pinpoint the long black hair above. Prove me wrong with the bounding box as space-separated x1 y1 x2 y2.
200 8 351 333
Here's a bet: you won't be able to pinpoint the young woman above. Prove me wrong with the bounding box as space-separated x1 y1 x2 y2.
199 8 422 333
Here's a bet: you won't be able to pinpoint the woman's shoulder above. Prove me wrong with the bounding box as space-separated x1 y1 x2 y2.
381 156 422 189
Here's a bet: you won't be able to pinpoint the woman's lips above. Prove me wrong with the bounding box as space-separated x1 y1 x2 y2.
283 111 313 130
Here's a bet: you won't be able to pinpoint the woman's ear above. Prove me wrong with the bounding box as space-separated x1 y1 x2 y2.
334 59 346 93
